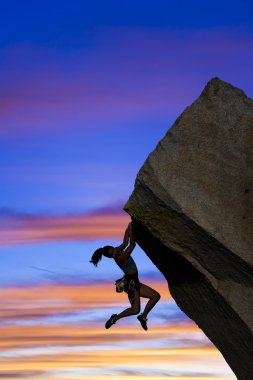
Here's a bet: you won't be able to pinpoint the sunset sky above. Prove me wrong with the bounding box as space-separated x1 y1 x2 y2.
1 0 253 379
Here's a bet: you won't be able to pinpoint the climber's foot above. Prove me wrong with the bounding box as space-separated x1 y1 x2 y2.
105 314 117 329
137 314 148 331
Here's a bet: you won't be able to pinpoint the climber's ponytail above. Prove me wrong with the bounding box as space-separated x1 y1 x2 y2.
90 246 112 267
90 248 104 267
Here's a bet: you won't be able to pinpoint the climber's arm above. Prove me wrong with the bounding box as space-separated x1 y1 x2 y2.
120 223 136 258
114 223 131 252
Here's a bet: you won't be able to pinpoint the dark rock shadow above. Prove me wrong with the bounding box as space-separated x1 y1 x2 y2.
132 218 253 380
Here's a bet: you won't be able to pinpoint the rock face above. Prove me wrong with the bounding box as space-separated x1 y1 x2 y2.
124 77 253 380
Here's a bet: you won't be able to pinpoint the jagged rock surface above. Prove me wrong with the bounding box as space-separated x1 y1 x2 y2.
124 77 253 380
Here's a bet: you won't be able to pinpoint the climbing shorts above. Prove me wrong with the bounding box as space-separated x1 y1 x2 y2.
123 272 142 304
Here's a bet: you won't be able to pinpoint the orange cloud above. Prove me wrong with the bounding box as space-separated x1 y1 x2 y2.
0 212 130 245
0 280 171 323
0 281 235 379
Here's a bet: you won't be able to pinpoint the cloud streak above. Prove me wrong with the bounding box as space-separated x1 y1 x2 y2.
0 207 129 245
0 280 235 379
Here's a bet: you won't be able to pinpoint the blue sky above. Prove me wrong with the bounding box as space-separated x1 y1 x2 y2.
1 0 253 45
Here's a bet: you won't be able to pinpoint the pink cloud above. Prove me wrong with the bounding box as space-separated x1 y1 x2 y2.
0 281 233 379
0 208 130 245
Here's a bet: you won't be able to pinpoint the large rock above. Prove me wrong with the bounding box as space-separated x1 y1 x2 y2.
124 77 253 380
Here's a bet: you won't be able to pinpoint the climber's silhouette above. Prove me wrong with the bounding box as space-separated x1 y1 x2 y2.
90 222 160 330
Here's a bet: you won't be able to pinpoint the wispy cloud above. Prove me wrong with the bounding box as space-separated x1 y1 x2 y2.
0 280 172 323
0 280 235 379
1 26 252 137
0 205 129 246
0 371 46 379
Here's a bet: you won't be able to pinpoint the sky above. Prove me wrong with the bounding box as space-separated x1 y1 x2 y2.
1 0 253 379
